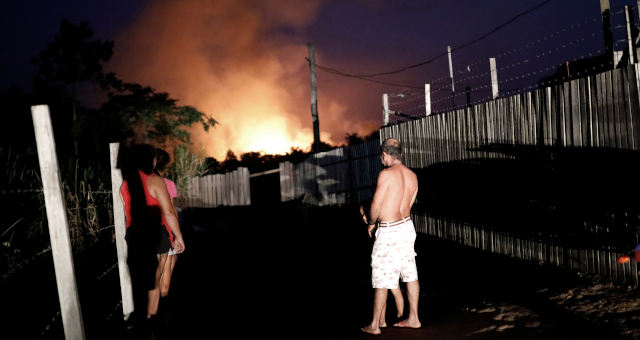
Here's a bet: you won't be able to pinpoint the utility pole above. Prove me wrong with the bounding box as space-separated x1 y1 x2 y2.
307 43 321 152
600 0 614 66
448 45 455 110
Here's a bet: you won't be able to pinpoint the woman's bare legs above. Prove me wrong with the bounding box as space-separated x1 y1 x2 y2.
160 254 178 297
147 253 168 318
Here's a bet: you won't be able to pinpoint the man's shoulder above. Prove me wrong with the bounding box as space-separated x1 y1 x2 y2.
379 167 395 176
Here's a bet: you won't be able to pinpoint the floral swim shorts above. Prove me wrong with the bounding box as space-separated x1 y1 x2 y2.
371 218 418 289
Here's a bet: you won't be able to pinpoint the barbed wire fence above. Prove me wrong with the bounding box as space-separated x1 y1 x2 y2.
0 171 125 338
313 2 640 126
386 10 616 119
35 223 124 339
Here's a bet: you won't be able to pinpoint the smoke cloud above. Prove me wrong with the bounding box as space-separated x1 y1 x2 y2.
108 0 377 160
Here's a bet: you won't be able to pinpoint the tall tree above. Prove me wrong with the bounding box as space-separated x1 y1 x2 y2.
32 19 114 156
98 80 217 148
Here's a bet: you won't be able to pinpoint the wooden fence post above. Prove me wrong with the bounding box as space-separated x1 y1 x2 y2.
425 84 432 116
490 57 499 99
279 162 293 202
383 93 390 126
625 5 637 65
448 45 455 109
109 143 134 320
243 167 251 205
31 105 86 340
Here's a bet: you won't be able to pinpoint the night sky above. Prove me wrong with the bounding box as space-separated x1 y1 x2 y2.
2 0 637 159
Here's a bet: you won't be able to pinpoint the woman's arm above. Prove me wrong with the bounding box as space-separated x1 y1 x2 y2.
148 175 185 253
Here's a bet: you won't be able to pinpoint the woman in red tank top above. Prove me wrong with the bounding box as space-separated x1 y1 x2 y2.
119 144 185 329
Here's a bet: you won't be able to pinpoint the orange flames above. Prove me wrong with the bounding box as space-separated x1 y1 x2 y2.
108 0 377 159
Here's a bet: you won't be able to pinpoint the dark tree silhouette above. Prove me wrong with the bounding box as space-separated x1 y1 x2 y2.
32 19 114 156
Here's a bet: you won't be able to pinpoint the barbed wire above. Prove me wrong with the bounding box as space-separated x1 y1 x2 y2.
499 49 609 88
428 55 608 112
387 91 423 102
441 16 602 82
38 259 122 337
453 32 600 88
390 103 427 117
430 15 601 86
313 0 558 82
105 300 123 322
40 310 62 337
411 49 616 116
612 24 627 31
1 246 52 283
0 189 113 195
611 7 629 16
94 224 115 234
96 262 118 281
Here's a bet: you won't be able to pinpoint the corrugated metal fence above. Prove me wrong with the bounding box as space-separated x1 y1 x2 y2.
279 139 382 206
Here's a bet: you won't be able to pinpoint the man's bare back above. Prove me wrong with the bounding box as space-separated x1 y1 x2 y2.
376 164 417 221
368 146 418 224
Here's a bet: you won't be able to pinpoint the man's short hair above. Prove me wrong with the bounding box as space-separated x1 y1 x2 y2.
381 138 402 159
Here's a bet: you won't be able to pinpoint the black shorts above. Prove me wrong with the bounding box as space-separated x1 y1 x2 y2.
125 224 171 254
156 226 172 254
125 224 168 290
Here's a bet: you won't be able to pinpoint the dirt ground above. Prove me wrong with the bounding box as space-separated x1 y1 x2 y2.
5 205 640 339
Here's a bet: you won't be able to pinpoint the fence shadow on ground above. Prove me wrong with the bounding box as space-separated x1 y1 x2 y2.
414 143 640 252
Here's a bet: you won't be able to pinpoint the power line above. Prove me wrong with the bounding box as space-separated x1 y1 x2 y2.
311 61 425 88
309 0 556 80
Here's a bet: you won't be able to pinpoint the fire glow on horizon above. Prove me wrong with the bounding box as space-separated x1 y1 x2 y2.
108 0 377 160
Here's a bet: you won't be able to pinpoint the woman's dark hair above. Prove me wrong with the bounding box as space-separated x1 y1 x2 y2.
155 149 170 173
118 143 159 227
128 144 156 175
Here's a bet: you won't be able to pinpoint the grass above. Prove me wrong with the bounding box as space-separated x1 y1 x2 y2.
0 147 114 282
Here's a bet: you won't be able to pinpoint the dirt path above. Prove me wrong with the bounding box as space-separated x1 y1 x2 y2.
8 205 632 339
156 206 626 339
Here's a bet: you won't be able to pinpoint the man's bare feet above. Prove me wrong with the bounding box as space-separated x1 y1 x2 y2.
361 324 381 335
393 319 421 329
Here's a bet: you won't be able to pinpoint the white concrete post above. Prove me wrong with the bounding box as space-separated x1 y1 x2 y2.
31 104 86 340
109 143 134 320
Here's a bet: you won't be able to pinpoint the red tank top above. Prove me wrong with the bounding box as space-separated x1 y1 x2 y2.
120 170 174 242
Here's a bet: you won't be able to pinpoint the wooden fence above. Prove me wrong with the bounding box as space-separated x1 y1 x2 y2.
284 64 640 284
377 64 640 284
380 64 640 166
411 214 639 286
181 167 251 208
279 139 382 205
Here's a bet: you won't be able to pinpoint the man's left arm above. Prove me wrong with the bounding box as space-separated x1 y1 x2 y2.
368 170 389 237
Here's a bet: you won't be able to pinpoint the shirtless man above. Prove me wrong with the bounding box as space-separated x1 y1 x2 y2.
361 138 421 335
